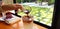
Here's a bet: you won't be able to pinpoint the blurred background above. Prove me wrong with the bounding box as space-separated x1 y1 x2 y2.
17 0 55 26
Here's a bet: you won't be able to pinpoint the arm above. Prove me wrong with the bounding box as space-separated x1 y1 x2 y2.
1 4 24 12
1 4 24 16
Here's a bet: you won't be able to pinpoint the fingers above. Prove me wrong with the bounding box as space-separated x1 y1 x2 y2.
14 4 25 12
1 4 16 10
1 4 24 12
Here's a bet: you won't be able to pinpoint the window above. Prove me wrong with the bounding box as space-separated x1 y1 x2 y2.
14 0 55 28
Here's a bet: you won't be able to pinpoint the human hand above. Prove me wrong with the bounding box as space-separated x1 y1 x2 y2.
1 4 24 11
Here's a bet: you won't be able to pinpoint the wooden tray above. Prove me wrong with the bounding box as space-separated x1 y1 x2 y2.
0 15 47 29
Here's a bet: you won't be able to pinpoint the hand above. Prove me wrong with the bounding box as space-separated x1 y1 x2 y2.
1 4 24 11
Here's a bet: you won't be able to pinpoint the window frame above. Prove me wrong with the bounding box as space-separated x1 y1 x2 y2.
51 0 60 29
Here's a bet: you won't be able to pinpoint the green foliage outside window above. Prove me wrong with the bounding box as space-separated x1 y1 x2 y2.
17 0 54 26
18 5 54 26
48 0 55 5
17 0 55 5
16 0 23 3
37 0 42 2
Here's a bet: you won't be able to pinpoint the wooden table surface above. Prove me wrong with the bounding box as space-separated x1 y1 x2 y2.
0 21 47 29
34 23 47 29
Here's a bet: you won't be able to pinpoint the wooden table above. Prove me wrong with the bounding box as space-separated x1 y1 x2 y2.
33 23 47 29
0 21 47 29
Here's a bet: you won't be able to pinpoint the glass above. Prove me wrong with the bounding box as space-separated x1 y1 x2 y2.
22 15 33 29
22 5 33 29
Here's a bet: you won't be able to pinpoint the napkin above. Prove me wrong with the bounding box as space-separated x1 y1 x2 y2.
0 16 6 21
5 15 21 24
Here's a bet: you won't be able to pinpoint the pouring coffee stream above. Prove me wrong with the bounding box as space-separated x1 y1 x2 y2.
23 5 32 16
